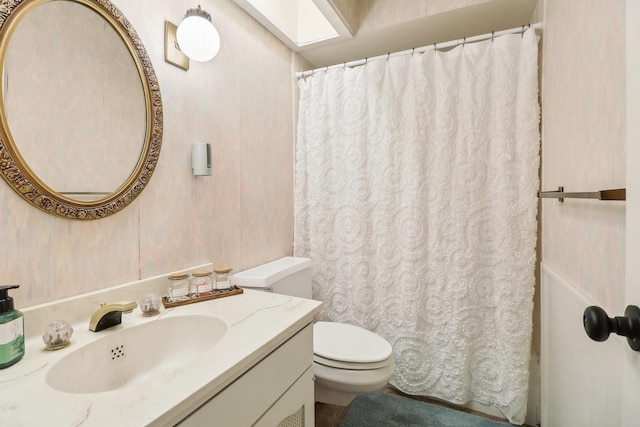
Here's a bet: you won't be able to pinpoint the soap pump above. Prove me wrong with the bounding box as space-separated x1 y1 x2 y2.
0 285 25 369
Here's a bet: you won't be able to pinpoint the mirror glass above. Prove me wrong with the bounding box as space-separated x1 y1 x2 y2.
0 0 162 219
3 1 146 201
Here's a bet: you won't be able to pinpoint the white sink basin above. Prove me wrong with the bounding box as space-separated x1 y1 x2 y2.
46 314 227 394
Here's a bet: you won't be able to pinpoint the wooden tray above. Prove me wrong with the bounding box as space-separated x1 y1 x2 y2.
162 286 244 308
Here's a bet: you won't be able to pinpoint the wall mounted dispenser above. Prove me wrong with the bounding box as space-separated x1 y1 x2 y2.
192 142 212 176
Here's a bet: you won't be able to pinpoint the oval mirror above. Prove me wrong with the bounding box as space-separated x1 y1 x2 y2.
0 0 162 220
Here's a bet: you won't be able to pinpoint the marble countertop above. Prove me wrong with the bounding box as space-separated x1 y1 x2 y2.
0 288 322 426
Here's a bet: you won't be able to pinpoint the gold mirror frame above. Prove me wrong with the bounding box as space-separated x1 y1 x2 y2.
0 0 162 220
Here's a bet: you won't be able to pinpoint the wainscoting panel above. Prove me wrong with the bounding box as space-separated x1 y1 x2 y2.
541 263 624 426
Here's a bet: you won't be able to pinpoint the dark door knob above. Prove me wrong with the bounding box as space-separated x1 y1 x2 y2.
583 305 640 351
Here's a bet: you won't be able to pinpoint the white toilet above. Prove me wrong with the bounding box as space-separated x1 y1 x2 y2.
232 256 395 406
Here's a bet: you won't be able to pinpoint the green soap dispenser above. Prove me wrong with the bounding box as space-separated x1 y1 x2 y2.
0 285 25 369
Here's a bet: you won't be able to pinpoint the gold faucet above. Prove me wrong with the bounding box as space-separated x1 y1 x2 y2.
89 301 137 332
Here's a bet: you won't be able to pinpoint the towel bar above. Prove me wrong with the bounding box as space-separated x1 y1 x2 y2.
537 186 626 202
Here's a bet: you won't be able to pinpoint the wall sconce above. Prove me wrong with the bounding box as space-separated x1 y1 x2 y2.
164 5 220 70
178 5 220 62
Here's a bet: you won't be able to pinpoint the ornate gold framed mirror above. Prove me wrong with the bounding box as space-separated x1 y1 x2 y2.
0 0 162 219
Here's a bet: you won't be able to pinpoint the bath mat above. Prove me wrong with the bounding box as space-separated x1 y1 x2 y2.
339 391 514 427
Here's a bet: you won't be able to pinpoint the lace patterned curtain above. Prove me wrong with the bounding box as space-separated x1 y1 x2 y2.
294 30 540 424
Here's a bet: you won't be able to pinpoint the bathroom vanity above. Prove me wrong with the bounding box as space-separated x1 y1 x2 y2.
0 267 322 426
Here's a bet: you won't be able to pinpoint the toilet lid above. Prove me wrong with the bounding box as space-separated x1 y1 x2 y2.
313 321 393 364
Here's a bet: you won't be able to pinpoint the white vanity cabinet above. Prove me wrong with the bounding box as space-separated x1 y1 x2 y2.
178 323 315 427
4 278 322 427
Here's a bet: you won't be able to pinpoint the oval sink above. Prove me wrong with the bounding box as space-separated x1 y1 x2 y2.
46 314 227 394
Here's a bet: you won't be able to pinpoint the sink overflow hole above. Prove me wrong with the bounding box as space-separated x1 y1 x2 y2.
111 345 125 360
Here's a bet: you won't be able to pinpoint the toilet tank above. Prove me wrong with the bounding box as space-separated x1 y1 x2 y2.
232 257 313 299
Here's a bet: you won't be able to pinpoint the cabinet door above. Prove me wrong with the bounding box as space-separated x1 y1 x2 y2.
253 367 314 427
178 324 313 427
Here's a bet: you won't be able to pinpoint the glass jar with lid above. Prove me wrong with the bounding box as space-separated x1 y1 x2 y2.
191 270 213 297
167 272 191 302
214 267 233 291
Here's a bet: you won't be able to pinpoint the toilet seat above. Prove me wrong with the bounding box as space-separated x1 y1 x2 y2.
313 353 392 370
313 321 393 367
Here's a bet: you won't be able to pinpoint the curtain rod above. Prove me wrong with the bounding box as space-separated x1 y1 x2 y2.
296 22 542 79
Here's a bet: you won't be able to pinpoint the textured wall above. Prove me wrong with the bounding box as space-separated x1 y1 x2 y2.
540 2 627 424
0 0 296 308
540 0 626 312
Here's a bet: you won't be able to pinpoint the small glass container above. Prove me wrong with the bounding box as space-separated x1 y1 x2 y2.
168 272 191 302
214 267 233 291
41 319 74 350
192 270 214 297
138 294 161 316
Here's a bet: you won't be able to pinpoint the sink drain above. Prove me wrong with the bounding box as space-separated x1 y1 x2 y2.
111 345 125 359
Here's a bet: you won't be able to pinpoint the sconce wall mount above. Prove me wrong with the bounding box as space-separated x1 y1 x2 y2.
164 21 189 70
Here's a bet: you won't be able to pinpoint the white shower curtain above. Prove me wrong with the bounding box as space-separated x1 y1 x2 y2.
294 30 540 424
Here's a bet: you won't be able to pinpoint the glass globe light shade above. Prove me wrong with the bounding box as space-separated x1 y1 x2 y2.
176 6 220 62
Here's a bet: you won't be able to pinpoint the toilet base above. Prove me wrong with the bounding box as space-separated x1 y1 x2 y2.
314 381 358 406
312 355 395 406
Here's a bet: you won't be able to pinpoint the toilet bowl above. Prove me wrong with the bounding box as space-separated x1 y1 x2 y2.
232 257 396 406
312 321 395 405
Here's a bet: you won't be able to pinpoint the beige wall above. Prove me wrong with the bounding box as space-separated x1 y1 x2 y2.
539 3 627 424
540 0 626 312
0 0 296 308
